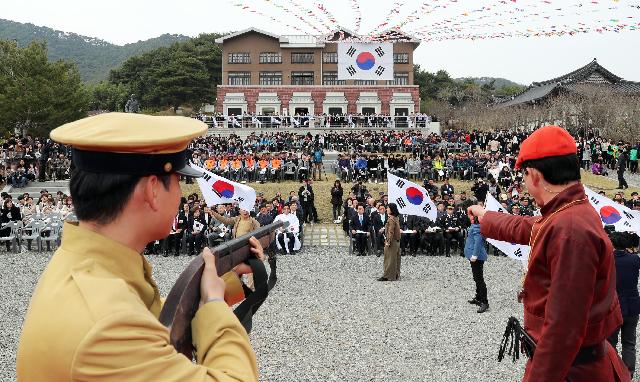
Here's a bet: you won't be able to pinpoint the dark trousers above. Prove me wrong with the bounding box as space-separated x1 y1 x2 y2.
332 204 341 220
187 232 205 255
618 171 628 188
353 233 368 255
608 314 639 376
166 232 183 255
422 232 445 255
631 160 638 174
302 202 317 223
471 260 488 304
400 232 419 254
444 231 463 254
277 232 295 254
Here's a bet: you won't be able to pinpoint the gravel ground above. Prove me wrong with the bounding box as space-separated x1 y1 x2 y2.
0 246 635 381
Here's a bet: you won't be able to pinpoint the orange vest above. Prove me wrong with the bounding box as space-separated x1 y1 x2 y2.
231 160 242 170
204 159 216 170
246 158 255 168
219 159 229 169
271 159 281 169
258 160 268 169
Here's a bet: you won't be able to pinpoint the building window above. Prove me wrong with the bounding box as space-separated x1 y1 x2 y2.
228 72 251 85
354 80 377 86
259 72 283 85
291 52 314 64
291 71 314 85
228 53 251 64
388 73 409 85
323 72 345 85
393 53 409 64
259 52 282 64
323 52 338 64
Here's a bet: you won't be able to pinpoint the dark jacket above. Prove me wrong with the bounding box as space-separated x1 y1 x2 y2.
298 184 315 203
614 249 640 317
1 206 21 223
370 211 388 232
330 186 343 206
350 214 371 232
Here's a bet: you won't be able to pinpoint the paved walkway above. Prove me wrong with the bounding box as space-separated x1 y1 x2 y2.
302 223 350 247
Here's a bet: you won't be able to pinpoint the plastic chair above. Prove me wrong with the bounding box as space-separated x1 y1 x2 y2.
40 220 63 251
0 221 21 253
21 220 45 251
284 162 297 181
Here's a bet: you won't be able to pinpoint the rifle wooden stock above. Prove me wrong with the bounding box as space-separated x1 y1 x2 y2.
159 220 288 358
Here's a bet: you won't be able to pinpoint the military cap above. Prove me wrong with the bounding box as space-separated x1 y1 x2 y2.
50 113 206 177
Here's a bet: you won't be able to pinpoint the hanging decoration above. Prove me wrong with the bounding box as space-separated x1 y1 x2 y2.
231 2 308 33
262 0 331 34
347 0 363 33
228 0 639 44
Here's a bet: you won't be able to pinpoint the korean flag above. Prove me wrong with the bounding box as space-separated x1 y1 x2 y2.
387 173 437 220
338 42 394 81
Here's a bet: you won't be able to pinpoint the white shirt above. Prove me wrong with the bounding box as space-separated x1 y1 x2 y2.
274 212 300 234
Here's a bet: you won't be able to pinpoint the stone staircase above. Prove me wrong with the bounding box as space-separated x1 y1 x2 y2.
302 223 350 247
3 180 70 199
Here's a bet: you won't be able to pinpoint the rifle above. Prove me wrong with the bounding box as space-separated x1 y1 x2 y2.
160 220 288 359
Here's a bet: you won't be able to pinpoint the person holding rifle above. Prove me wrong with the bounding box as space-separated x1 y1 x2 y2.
17 113 261 381
468 125 629 382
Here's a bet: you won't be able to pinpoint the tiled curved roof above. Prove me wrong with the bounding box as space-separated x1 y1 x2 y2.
496 59 640 108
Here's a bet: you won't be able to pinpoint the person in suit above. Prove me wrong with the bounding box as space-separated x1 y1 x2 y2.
165 203 189 256
186 207 207 256
350 204 371 256
437 205 463 257
378 203 401 281
298 178 318 223
370 204 387 255
608 231 640 377
399 213 420 257
419 216 445 256
255 204 274 227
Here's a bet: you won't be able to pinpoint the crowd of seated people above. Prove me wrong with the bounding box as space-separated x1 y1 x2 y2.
196 113 435 129
145 190 308 257
0 190 74 251
0 135 72 189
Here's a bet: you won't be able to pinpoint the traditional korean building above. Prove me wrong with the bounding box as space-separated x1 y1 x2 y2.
496 58 640 108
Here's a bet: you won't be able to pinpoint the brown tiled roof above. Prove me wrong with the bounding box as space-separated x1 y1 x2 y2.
497 59 640 107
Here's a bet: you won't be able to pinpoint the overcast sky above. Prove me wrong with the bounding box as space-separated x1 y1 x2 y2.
3 0 639 84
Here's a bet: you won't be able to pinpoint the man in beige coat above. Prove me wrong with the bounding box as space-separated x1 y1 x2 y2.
17 113 260 381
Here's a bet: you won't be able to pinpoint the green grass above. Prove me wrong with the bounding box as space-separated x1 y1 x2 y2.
181 169 638 221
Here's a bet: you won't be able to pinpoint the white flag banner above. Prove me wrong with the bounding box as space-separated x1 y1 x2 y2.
584 187 640 233
338 42 394 80
387 173 437 220
190 163 256 212
485 193 531 263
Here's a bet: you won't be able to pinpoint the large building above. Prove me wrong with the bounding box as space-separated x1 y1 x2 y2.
214 28 421 117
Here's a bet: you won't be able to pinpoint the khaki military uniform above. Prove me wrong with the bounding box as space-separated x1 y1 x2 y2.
17 222 258 381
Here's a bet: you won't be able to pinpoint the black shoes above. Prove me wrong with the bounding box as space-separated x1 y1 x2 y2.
477 303 490 313
468 298 481 306
377 277 389 281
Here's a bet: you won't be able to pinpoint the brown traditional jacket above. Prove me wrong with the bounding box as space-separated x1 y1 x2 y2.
384 215 401 245
481 183 628 382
